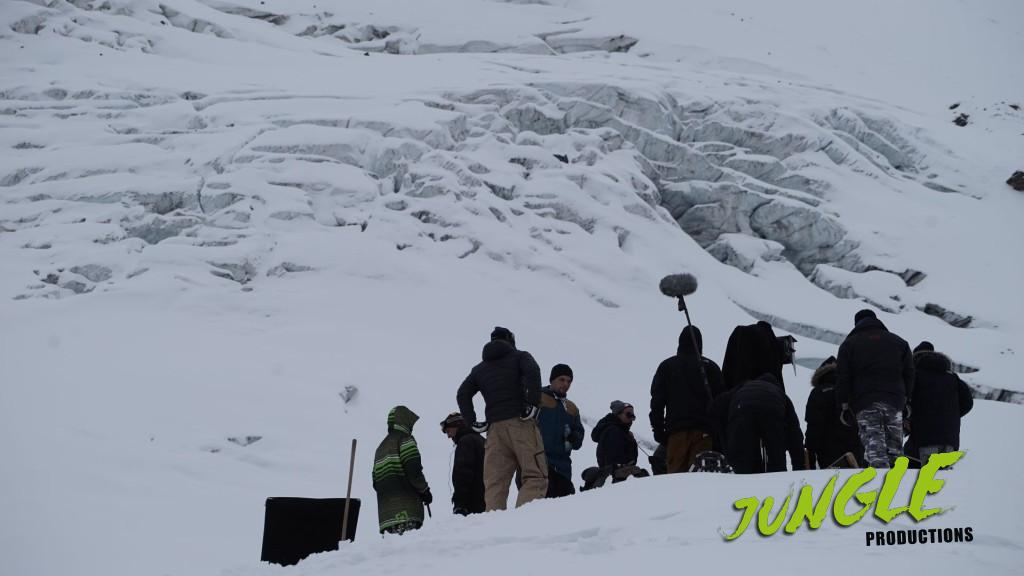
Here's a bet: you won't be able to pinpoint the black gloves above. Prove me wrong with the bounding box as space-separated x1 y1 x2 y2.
520 405 539 421
653 428 667 445
420 489 433 505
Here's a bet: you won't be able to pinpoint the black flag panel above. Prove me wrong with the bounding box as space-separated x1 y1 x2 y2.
261 497 361 566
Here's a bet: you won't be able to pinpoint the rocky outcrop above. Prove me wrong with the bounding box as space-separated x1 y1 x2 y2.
1007 171 1024 191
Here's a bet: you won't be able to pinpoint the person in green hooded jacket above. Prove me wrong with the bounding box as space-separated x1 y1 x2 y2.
372 406 432 534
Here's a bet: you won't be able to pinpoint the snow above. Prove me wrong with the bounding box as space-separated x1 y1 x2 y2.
1 0 1023 574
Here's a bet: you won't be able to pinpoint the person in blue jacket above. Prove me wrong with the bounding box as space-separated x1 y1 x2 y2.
537 364 585 497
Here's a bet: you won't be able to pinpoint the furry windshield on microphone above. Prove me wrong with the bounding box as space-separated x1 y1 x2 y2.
659 273 699 297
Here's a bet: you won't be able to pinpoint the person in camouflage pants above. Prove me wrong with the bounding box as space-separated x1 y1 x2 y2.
836 310 914 468
855 401 903 468
372 406 432 535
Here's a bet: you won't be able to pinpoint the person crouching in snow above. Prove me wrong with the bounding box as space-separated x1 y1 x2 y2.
372 406 432 535
591 401 650 484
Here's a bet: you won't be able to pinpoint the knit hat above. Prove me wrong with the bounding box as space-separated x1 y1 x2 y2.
609 400 632 415
914 341 935 354
439 412 464 431
549 363 573 382
490 326 515 345
854 309 877 325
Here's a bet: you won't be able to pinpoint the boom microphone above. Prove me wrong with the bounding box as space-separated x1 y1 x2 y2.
659 273 698 298
659 271 712 403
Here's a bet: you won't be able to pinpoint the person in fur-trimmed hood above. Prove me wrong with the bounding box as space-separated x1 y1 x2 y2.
804 357 864 468
905 342 974 463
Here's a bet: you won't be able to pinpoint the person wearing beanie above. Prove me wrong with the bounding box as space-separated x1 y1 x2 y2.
649 325 726 473
456 326 547 510
905 344 973 465
914 341 935 354
592 401 640 471
854 309 877 325
537 364 585 498
836 310 915 468
440 412 485 515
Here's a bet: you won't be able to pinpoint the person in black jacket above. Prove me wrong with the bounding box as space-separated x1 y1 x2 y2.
591 401 649 483
440 412 485 515
804 357 863 468
724 374 805 474
906 342 973 463
457 327 547 510
649 325 725 473
836 309 914 468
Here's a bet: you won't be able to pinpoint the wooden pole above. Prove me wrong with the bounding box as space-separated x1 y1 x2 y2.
341 438 357 543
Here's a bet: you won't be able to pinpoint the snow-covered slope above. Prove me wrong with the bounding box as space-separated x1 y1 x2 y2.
1 1 1022 575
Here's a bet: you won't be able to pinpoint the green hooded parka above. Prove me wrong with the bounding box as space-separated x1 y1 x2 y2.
372 406 430 533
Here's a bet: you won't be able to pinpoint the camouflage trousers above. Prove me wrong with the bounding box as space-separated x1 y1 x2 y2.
856 402 903 468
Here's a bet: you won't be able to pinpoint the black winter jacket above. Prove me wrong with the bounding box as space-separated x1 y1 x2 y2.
836 317 914 412
650 326 725 443
804 361 864 468
725 374 805 471
907 351 973 449
592 413 638 469
457 340 541 424
451 426 485 514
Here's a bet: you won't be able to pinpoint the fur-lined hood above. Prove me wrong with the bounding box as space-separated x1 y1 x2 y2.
914 350 953 372
811 360 837 388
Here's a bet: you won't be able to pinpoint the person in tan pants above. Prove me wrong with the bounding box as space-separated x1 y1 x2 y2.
484 419 548 509
457 327 548 510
